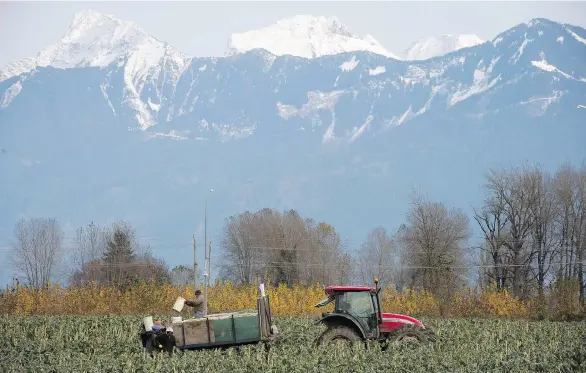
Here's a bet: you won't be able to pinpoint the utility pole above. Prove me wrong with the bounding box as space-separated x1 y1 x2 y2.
204 239 212 316
208 240 212 287
204 200 207 265
204 188 213 267
203 250 208 316
193 235 197 290
203 188 214 316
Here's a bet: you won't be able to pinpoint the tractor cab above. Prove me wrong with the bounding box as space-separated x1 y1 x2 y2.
314 279 436 346
315 285 382 340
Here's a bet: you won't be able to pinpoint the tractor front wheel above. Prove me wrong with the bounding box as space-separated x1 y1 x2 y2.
386 324 436 345
316 325 361 346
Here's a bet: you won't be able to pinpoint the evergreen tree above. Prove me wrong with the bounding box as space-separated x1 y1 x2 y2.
103 227 135 264
102 222 136 289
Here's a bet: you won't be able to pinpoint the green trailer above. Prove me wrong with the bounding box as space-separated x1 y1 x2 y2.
142 294 278 353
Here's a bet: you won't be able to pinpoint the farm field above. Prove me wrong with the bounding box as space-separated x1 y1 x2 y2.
2 316 586 373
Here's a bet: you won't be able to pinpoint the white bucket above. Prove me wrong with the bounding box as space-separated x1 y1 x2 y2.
171 316 182 324
259 283 266 297
173 296 185 312
143 316 154 331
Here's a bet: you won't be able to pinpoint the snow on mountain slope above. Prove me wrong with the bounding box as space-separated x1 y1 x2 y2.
37 9 175 69
2 16 584 141
226 15 401 60
0 58 36 82
1 9 188 81
0 9 190 129
404 34 485 60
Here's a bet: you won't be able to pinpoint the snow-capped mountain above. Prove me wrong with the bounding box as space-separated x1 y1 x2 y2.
404 34 485 60
1 14 585 287
226 15 401 60
0 58 36 82
0 9 190 129
1 9 188 82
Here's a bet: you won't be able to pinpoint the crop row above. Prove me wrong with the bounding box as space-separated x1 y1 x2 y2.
2 315 586 373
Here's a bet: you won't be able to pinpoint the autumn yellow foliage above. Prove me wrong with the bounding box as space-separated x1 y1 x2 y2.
451 283 529 318
382 287 441 317
0 281 579 320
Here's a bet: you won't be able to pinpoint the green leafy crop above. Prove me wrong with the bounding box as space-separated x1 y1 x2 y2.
1 316 585 373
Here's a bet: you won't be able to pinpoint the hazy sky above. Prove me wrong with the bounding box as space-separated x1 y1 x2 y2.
1 1 586 67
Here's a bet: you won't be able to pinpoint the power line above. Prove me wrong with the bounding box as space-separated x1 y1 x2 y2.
0 242 194 251
0 228 581 247
4 252 582 268
0 232 579 245
3 261 581 271
0 238 583 254
215 260 586 270
247 244 586 253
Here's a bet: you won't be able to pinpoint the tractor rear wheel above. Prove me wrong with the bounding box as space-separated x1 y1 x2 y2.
386 324 436 345
316 325 361 346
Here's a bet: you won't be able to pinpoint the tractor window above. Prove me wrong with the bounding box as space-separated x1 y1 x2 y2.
337 291 375 317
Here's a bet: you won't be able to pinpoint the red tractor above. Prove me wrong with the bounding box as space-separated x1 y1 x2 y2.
314 279 436 346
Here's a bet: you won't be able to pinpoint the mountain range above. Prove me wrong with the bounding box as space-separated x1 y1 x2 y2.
403 34 485 61
1 10 585 286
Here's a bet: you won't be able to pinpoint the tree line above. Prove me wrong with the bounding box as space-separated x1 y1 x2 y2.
6 162 586 307
7 219 198 290
217 161 586 306
474 162 586 301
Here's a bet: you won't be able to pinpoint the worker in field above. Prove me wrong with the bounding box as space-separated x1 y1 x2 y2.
184 289 204 318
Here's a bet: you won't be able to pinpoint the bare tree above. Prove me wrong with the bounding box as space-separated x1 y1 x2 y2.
357 227 397 287
172 265 200 286
256 208 300 286
400 192 470 303
479 166 542 297
73 222 105 265
69 221 106 285
218 211 265 284
473 188 510 290
135 250 171 285
530 167 557 297
391 224 410 291
553 162 586 302
474 164 558 298
304 221 350 285
9 217 64 289
218 208 351 286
